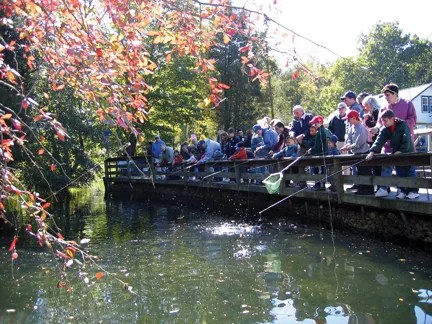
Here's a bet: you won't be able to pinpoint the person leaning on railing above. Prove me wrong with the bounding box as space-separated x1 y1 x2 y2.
366 110 419 200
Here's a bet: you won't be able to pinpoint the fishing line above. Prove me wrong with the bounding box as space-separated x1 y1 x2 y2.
258 159 366 214
318 129 339 299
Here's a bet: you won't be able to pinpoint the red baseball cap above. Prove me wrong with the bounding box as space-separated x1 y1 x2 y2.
309 115 323 125
342 110 359 120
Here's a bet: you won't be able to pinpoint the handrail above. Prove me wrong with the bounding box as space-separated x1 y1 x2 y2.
104 152 432 216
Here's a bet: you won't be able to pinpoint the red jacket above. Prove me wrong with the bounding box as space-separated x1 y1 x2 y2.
229 147 247 160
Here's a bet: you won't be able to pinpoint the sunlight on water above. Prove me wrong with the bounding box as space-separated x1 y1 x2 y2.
207 221 261 236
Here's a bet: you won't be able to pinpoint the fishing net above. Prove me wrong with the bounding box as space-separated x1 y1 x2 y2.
262 173 283 194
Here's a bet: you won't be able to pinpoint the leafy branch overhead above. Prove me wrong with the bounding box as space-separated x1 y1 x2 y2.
0 0 270 291
1 0 267 124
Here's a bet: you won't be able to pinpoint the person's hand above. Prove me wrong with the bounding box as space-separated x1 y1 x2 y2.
394 151 402 155
365 152 374 160
296 134 305 143
370 127 379 135
340 145 350 151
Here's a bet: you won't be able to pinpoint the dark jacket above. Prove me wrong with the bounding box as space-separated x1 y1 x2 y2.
370 118 413 154
328 115 346 143
310 126 332 156
290 113 314 137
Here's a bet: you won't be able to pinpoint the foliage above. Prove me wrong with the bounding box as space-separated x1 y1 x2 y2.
0 0 272 292
210 30 266 131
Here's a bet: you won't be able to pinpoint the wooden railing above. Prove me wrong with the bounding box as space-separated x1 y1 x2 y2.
104 153 432 215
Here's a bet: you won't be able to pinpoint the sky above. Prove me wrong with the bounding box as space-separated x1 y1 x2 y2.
232 0 432 65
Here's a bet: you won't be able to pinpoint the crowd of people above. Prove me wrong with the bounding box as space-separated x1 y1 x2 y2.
144 83 420 199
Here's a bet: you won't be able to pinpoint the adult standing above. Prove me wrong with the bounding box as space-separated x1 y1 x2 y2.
340 110 374 195
272 121 290 153
340 90 363 117
253 124 279 158
362 95 382 190
289 105 314 155
151 134 166 164
379 83 417 145
226 128 240 158
340 90 363 189
328 102 348 150
362 95 381 146
196 139 222 164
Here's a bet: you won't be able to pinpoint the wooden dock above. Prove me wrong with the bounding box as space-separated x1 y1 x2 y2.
104 153 432 217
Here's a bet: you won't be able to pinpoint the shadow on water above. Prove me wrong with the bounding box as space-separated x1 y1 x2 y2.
1 183 432 323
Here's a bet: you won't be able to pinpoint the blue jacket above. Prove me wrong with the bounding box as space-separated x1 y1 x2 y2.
273 144 298 159
262 128 279 150
151 139 166 158
198 139 222 163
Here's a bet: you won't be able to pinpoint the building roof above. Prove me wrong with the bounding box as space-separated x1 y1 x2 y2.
399 82 432 101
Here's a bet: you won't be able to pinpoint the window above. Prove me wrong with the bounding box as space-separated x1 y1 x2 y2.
421 96 432 113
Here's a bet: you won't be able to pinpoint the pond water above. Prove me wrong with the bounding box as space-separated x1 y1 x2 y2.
1 184 432 323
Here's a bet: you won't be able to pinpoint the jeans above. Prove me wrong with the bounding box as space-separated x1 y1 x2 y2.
395 165 418 195
380 165 418 194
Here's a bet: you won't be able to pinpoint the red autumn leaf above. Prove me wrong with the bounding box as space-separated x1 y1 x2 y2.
8 235 18 252
21 99 29 110
217 83 230 90
239 46 250 53
241 56 249 64
42 202 51 209
34 114 44 122
95 272 104 280
96 48 103 57
71 0 80 8
291 69 300 80
56 129 66 142
6 185 22 195
38 148 44 155
57 232 64 240
56 250 70 259
11 118 23 131
50 163 57 171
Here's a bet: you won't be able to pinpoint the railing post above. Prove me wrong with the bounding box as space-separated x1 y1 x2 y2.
234 162 241 186
333 158 342 203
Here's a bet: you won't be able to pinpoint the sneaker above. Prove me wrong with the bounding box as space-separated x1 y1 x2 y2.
374 188 389 198
396 192 406 199
406 192 420 199
346 184 358 191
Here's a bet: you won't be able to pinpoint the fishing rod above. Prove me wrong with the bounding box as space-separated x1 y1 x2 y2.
201 159 252 180
259 158 367 214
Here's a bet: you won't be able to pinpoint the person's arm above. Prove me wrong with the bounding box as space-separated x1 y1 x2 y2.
369 127 388 154
405 101 417 131
398 123 413 153
351 128 368 151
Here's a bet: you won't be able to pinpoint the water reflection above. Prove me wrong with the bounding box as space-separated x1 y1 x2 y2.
1 185 432 323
